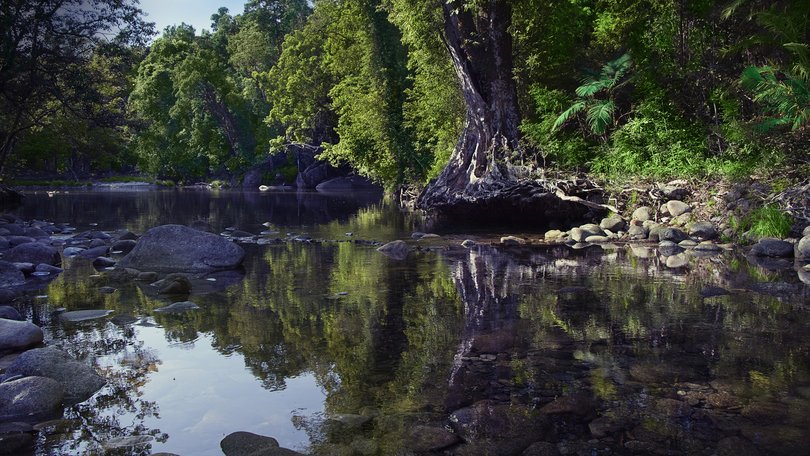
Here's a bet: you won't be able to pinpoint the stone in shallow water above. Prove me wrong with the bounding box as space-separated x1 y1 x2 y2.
0 376 64 420
522 441 561 456
3 346 105 405
59 309 114 322
450 399 549 443
750 238 794 258
220 431 303 456
405 425 459 452
540 394 595 416
0 318 43 350
154 301 200 313
101 435 154 451
700 286 730 298
715 436 760 456
376 240 409 260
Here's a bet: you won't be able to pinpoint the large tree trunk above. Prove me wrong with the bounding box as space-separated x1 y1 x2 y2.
417 0 605 226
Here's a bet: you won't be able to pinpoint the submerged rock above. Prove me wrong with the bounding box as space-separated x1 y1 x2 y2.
59 309 114 322
154 301 200 313
0 261 25 288
116 224 245 272
405 425 460 452
3 346 106 405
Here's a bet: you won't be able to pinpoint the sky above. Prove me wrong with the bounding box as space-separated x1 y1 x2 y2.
138 0 246 36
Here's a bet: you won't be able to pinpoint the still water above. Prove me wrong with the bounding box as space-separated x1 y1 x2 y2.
9 189 810 455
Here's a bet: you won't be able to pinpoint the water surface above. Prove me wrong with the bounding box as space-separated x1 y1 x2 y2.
10 189 810 455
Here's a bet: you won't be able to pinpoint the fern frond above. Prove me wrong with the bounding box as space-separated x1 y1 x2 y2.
552 101 585 131
721 0 751 20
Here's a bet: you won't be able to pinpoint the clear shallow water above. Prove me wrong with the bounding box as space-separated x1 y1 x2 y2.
8 189 810 455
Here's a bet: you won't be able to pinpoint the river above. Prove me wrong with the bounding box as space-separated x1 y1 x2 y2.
8 188 810 455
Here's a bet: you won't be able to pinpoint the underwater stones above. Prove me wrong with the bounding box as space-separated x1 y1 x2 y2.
220 431 304 456
450 400 548 444
117 224 245 272
665 253 689 268
0 318 43 351
405 425 460 452
0 261 25 288
3 346 105 405
539 394 595 417
59 309 114 322
658 240 683 257
629 363 696 384
154 301 200 313
0 376 63 421
750 238 794 258
700 286 730 298
376 240 410 260
521 441 560 456
715 436 761 456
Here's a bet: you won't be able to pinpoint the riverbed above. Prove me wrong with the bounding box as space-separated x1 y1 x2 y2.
7 188 810 455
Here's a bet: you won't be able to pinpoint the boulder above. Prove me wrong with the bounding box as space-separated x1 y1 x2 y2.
92 257 116 268
116 230 139 241
689 221 718 240
632 206 653 222
7 236 35 247
34 264 63 275
571 224 603 243
666 200 691 217
627 224 649 239
152 273 192 295
659 227 688 243
111 240 137 254
116 224 245 273
0 377 64 421
0 306 22 321
599 214 625 232
4 243 60 266
796 236 810 259
0 261 25 288
750 239 794 258
220 431 304 456
658 241 683 257
0 318 43 350
3 347 106 405
376 240 410 260
539 395 595 417
61 247 85 258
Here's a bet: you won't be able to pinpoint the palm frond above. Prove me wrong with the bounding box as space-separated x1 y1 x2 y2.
552 101 585 131
721 0 751 21
587 100 616 135
575 80 611 97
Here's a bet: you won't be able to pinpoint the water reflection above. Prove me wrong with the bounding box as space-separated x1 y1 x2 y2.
7 191 810 455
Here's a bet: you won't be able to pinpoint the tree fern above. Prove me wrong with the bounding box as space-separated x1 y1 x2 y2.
552 101 585 131
587 100 616 135
740 65 810 131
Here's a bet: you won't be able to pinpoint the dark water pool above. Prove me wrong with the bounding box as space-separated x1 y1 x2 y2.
7 189 810 455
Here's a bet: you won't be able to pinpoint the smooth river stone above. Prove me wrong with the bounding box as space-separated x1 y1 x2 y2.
59 309 114 322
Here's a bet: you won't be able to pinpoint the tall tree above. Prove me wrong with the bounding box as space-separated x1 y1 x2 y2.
0 0 153 177
418 0 521 204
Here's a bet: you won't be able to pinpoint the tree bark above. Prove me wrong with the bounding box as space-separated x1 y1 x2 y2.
417 0 605 226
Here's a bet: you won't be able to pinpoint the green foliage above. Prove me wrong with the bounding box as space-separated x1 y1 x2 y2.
591 97 709 178
520 86 595 168
744 205 793 239
740 66 810 131
554 54 633 137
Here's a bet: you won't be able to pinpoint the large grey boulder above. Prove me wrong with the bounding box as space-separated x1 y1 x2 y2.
750 238 794 258
0 318 43 350
689 221 718 240
4 243 60 266
0 261 25 288
0 376 64 421
116 224 245 272
3 347 105 405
